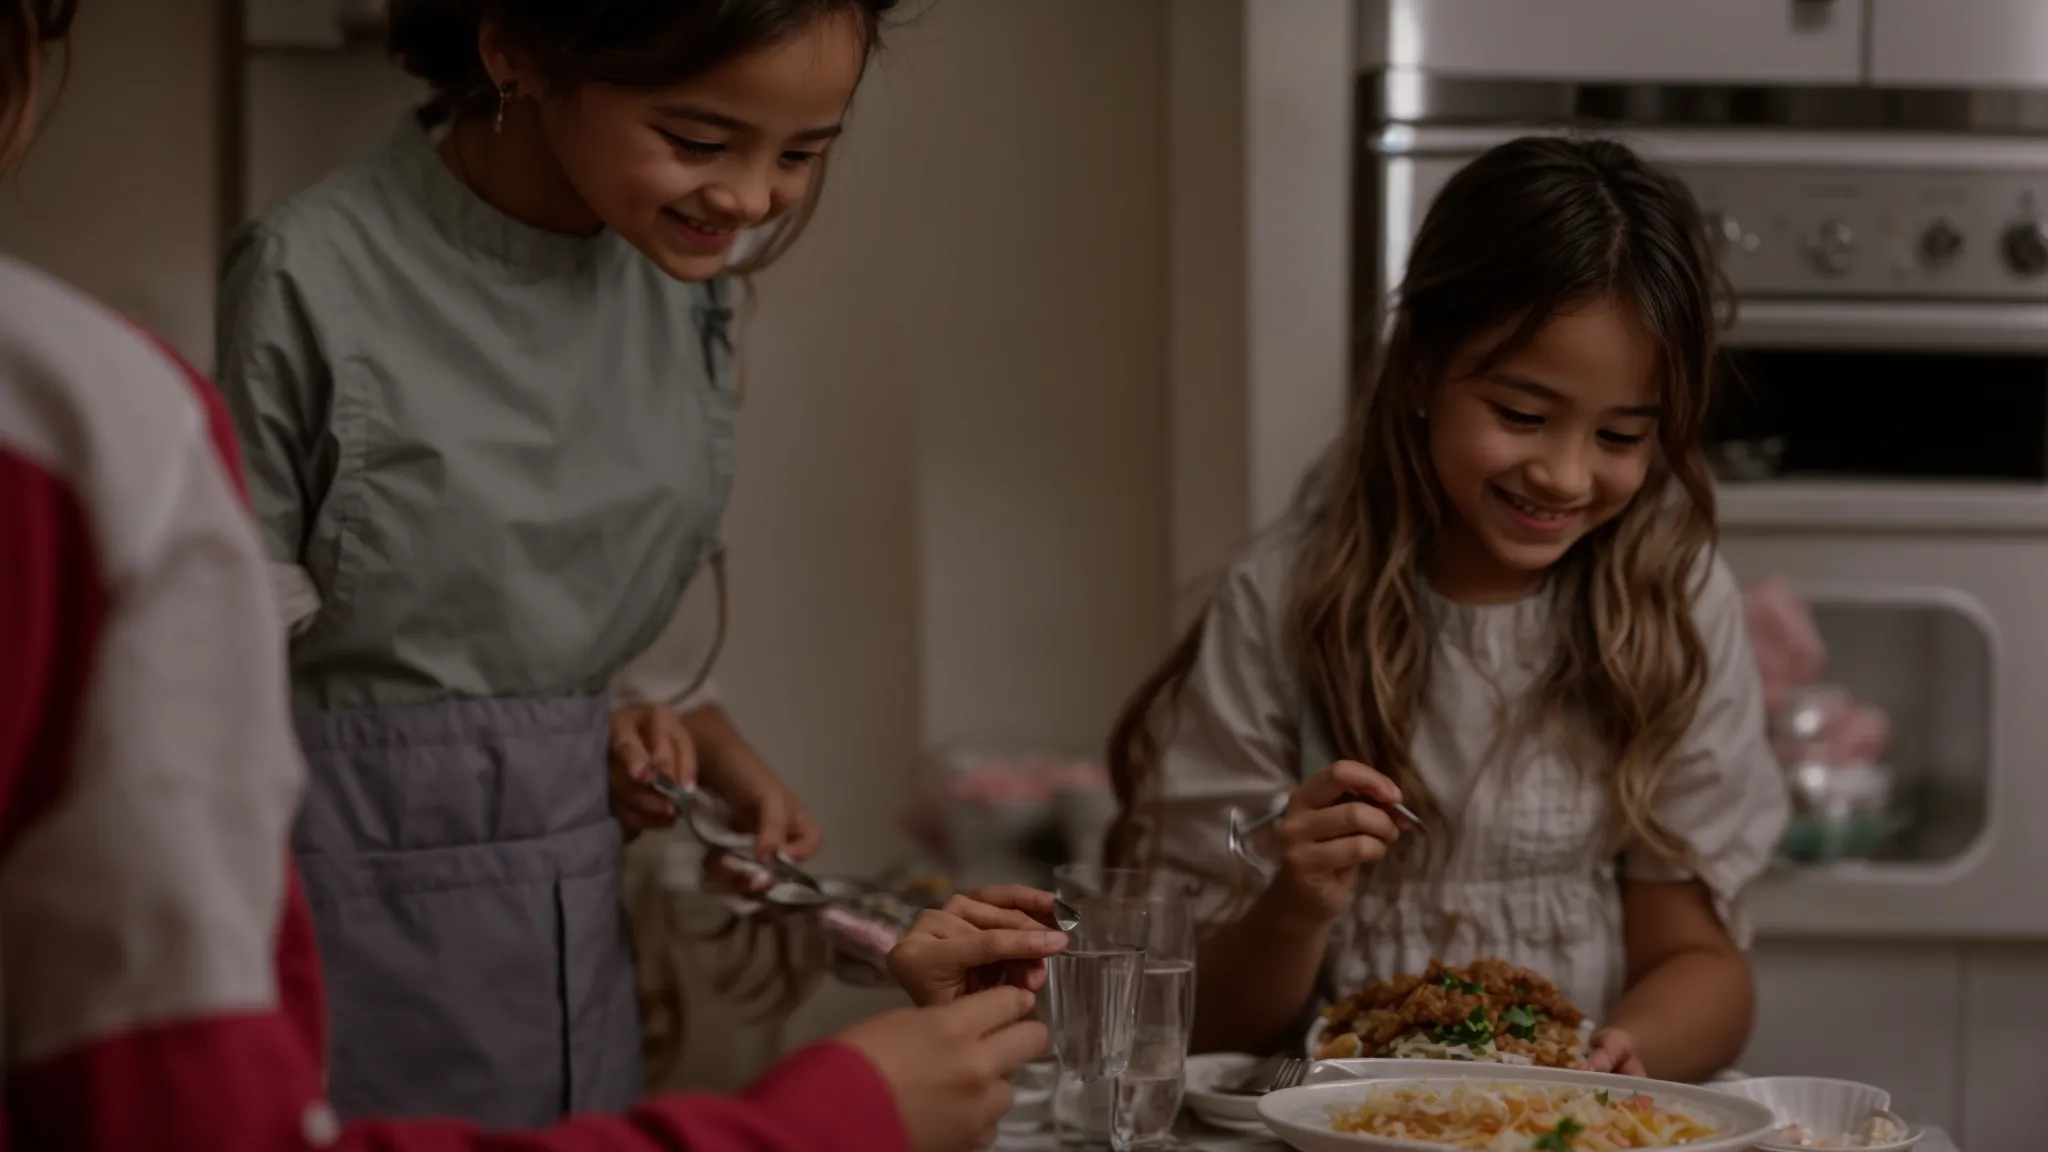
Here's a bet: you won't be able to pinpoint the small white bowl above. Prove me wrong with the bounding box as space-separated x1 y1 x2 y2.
1712 1076 1923 1152
1182 1052 1268 1127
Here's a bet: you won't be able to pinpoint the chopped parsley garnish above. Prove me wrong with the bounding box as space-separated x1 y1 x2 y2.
1594 1090 1610 1106
1502 1003 1543 1041
1430 1006 1493 1048
1532 1116 1583 1152
1438 971 1484 995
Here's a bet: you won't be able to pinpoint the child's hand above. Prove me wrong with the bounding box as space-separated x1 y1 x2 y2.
1579 1027 1646 1077
1264 759 1404 928
608 704 694 836
888 887 1069 1007
835 987 1049 1152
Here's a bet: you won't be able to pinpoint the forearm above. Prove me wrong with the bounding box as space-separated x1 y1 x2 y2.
1191 893 1331 1054
1604 946 1755 1083
679 702 752 772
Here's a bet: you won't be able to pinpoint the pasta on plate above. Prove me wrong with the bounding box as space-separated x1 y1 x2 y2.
1329 1080 1720 1151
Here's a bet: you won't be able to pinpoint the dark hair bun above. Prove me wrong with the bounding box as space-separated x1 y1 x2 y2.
385 0 488 100
388 1 903 121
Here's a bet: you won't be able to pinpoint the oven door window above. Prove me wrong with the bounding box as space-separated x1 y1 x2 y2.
1709 349 2048 482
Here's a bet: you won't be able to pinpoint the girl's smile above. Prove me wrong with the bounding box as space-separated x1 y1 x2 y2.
1426 298 1662 603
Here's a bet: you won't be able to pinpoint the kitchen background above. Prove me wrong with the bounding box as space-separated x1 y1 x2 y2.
5 1 2046 1148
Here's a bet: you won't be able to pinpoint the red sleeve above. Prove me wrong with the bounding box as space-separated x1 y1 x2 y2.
339 1044 911 1152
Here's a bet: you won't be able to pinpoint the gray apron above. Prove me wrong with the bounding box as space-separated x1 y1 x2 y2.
218 115 741 1126
294 697 638 1125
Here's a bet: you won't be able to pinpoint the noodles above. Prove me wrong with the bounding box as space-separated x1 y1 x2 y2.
1328 1081 1720 1151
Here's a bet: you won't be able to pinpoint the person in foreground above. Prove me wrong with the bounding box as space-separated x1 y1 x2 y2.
1106 135 1790 1083
0 3 1062 1149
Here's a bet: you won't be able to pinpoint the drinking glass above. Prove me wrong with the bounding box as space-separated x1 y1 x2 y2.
1112 953 1195 1151
1047 895 1147 1071
1048 913 1146 1148
1052 869 1202 1150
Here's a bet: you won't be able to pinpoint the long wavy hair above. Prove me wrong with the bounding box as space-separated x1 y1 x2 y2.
1107 135 1731 888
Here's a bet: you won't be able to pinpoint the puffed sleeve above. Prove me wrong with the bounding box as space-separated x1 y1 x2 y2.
1621 551 1791 947
214 223 335 634
1122 533 1304 902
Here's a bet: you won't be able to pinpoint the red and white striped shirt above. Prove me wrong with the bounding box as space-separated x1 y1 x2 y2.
0 255 909 1152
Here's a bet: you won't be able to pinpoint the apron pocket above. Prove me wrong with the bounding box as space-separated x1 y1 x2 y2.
298 822 631 1129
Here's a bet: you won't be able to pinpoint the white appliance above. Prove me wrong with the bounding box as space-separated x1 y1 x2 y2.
1359 90 2048 1151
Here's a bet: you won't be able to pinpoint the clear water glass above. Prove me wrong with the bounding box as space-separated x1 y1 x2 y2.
1046 943 1143 1082
1054 1066 1117 1149
1113 997 1191 1149
1050 871 1203 1150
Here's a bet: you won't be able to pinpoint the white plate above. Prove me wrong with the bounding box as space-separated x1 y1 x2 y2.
1256 1065 1777 1152
1182 1053 1268 1127
1306 1014 1597 1061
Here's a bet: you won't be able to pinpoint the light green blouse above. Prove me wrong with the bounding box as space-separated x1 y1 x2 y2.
215 115 738 713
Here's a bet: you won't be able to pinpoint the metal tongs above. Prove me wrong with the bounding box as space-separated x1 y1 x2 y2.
645 776 832 905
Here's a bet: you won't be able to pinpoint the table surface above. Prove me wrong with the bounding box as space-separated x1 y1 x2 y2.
994 1114 1965 1152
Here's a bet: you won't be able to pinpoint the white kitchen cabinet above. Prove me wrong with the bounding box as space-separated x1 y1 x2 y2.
1749 939 2048 1151
1959 945 2048 1152
1869 0 2048 89
1355 0 1864 85
1744 940 1963 1133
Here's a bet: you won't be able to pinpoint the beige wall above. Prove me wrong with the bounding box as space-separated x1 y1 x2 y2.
1 0 1171 1081
0 0 219 361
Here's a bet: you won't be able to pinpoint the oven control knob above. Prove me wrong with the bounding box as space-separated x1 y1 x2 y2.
1703 210 1744 253
2003 220 2048 277
1920 220 1965 266
1805 219 1856 277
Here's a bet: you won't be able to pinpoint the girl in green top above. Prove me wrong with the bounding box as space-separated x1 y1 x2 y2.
215 0 890 1127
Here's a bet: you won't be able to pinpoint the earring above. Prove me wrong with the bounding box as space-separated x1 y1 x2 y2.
493 79 516 134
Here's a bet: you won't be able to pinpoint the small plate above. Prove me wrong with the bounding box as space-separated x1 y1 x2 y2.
1182 1052 1268 1126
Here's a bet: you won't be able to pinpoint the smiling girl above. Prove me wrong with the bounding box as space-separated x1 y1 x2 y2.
1107 136 1790 1083
213 0 891 1126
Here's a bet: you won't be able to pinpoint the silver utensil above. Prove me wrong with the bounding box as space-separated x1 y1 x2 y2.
1051 895 1082 931
1227 792 1423 873
648 776 825 894
1220 1055 1309 1097
1222 1055 1288 1096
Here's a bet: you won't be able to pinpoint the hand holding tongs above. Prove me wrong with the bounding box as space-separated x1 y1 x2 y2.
644 775 830 902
